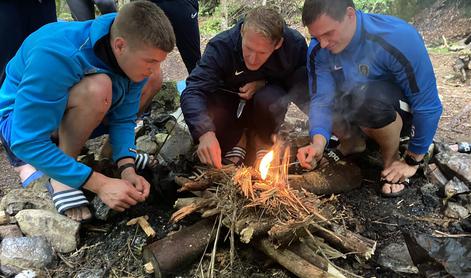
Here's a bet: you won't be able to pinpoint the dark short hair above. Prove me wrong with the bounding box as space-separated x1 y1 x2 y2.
302 0 355 26
111 0 175 52
242 6 284 44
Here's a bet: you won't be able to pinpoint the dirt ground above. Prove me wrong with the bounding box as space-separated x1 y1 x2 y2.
1 17 471 278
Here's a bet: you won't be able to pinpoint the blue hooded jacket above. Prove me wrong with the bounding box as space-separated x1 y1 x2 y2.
0 13 145 188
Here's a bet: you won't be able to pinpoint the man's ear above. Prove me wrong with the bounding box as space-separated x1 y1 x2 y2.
346 6 356 20
274 37 284 50
112 37 127 56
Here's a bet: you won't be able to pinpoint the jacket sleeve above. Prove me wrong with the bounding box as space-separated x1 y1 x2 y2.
107 80 145 162
180 40 229 142
385 28 442 154
10 47 93 189
307 41 336 141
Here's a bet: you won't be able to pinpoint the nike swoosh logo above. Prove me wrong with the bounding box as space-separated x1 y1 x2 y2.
235 70 244 76
333 65 342 70
191 12 197 18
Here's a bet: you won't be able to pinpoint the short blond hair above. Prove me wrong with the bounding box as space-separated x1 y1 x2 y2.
242 6 284 44
111 1 175 52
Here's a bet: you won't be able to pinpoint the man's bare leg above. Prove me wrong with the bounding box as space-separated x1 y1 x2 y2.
362 112 404 194
50 74 112 221
139 69 163 115
14 164 37 183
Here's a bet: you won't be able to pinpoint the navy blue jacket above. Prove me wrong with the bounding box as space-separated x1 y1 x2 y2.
181 21 307 141
307 10 442 154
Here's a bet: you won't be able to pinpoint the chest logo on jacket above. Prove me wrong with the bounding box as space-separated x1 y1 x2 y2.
358 64 369 77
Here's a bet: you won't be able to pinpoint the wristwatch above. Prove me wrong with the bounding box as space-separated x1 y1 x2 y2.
403 153 424 166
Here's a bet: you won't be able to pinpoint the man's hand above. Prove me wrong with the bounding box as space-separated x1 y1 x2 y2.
296 135 327 170
121 167 150 199
382 160 419 183
197 131 222 168
238 80 266 100
83 172 146 212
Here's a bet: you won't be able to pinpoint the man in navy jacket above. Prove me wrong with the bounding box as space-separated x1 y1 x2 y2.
298 0 442 197
181 6 308 168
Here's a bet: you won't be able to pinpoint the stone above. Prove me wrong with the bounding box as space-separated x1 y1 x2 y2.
155 133 169 146
136 135 158 155
91 196 115 221
0 236 54 275
0 225 23 238
15 209 80 253
0 188 55 216
444 177 470 198
15 269 44 278
444 202 469 219
377 242 418 274
157 117 193 165
426 163 448 188
435 152 471 186
420 183 441 207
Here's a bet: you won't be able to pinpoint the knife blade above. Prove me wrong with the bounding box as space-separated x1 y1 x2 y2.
236 99 246 118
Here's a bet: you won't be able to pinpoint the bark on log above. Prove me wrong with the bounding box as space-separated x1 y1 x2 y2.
289 242 347 278
312 223 376 259
269 221 376 259
289 158 362 195
143 218 216 278
254 238 334 278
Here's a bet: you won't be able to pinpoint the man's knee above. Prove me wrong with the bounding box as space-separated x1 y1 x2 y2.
69 74 112 115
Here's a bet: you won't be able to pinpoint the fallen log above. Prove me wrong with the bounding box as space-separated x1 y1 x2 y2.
289 242 347 278
288 159 362 195
142 218 216 278
269 221 376 259
254 238 334 278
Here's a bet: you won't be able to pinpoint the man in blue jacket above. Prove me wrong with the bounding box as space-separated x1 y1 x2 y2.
0 1 176 221
181 6 308 168
297 0 442 197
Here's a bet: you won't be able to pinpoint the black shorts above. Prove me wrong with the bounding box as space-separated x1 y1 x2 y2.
333 80 412 136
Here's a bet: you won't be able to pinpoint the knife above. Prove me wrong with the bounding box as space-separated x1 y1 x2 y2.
236 99 246 118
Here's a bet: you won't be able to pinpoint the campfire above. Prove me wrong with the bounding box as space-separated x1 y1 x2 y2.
146 139 376 278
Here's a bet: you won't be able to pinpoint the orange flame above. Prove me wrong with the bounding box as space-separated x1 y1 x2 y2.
259 151 274 180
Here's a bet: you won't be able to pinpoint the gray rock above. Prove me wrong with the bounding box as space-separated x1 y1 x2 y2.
157 111 193 165
426 163 448 188
444 177 470 198
91 196 115 221
0 225 23 238
76 269 105 278
15 209 80 253
444 202 470 219
420 183 441 207
15 269 43 278
377 242 418 274
155 133 169 146
0 236 54 275
436 152 471 186
136 135 158 154
0 188 55 216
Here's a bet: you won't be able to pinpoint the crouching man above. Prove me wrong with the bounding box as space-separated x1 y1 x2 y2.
181 6 308 168
297 0 442 197
0 1 176 221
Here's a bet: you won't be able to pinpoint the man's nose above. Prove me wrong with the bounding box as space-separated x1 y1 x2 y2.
320 38 329 48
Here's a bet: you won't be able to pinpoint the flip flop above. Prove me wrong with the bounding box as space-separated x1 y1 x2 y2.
45 183 90 216
223 146 246 166
380 178 410 198
135 153 158 172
